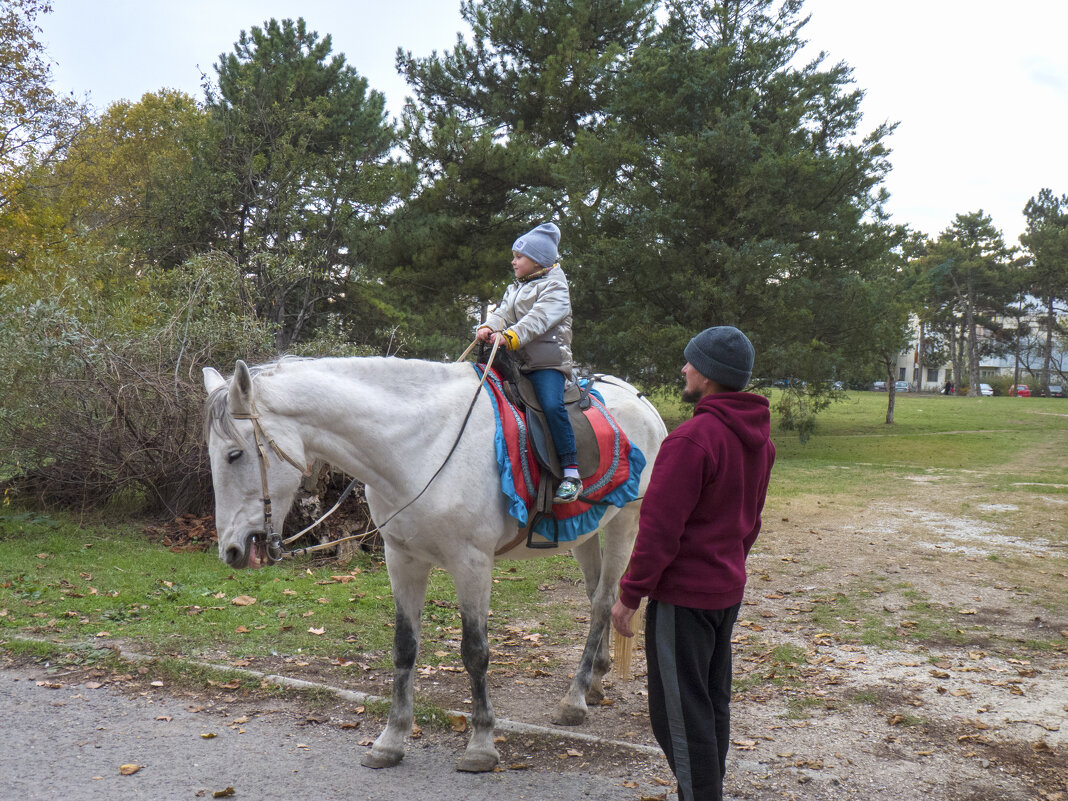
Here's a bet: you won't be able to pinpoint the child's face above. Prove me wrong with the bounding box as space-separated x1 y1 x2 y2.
511 252 541 279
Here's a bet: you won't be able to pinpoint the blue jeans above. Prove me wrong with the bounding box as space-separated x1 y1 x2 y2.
526 368 577 468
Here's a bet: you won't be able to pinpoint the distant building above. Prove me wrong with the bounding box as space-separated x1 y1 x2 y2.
893 308 1067 392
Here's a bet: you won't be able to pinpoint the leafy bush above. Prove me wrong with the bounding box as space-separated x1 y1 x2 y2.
0 255 275 516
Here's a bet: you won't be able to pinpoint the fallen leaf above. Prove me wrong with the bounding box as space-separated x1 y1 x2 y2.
623 780 639 788
566 748 583 757
212 787 236 798
201 732 217 739
150 681 164 687
84 681 103 689
959 608 978 615
231 595 257 606
308 627 325 635
235 626 250 633
155 716 172 722
447 712 467 732
119 764 141 775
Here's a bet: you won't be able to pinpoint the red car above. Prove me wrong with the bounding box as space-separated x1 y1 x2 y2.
1012 385 1031 397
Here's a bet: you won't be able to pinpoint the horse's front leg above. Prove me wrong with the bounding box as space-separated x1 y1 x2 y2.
552 507 639 726
362 552 431 769
454 558 499 772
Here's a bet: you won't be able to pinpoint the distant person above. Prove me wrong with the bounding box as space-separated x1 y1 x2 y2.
611 326 776 801
476 222 581 503
944 380 954 395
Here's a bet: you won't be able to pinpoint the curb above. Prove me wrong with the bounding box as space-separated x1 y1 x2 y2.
5 635 664 758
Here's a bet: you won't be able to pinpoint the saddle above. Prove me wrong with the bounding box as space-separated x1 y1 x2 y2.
480 347 603 550
482 347 600 480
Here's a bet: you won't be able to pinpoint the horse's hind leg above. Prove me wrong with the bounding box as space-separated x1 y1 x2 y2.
574 532 611 704
454 555 499 772
362 552 431 769
552 506 639 726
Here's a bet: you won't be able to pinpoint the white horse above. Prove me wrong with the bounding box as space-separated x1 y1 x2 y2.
202 356 666 772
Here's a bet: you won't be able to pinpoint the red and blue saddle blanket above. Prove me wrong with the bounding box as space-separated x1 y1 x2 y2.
473 365 646 545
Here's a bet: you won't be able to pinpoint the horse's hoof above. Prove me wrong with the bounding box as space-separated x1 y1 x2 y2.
550 703 587 726
361 748 404 769
456 750 499 773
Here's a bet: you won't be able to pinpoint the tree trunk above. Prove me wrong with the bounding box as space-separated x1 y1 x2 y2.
917 320 926 390
965 278 979 397
1043 297 1055 392
884 356 896 425
949 318 962 396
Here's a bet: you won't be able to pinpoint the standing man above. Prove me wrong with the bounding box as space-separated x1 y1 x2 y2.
611 326 775 801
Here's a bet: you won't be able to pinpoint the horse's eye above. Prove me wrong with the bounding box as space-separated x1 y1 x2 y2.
227 449 243 464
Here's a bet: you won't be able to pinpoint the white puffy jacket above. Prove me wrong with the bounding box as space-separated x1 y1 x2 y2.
484 265 573 375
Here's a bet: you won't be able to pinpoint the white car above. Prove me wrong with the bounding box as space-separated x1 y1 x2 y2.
979 383 994 396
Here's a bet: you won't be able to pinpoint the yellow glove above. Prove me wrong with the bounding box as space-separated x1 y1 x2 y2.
501 329 521 351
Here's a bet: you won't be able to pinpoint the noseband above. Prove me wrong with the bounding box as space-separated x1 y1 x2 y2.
231 400 312 563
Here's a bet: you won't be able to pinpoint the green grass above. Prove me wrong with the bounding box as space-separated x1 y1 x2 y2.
0 511 580 665
764 391 1068 499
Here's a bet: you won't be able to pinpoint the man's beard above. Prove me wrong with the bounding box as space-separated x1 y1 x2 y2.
681 387 701 404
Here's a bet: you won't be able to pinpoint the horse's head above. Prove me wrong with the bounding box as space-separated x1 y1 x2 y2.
203 360 307 569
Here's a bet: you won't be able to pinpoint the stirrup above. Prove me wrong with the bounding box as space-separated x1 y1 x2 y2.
553 477 582 504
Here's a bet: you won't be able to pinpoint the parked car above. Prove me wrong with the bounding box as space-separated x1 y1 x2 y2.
872 381 887 391
893 380 910 393
978 383 994 396
1012 385 1031 397
1041 384 1064 397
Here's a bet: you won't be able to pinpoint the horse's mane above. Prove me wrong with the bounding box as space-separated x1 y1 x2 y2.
201 355 467 442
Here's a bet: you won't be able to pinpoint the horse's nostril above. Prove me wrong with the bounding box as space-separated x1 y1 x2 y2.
225 545 241 565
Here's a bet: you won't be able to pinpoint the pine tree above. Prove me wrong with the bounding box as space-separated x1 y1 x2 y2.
1021 189 1068 392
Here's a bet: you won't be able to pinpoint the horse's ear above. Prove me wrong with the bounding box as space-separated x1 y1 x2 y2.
228 360 255 417
203 366 226 395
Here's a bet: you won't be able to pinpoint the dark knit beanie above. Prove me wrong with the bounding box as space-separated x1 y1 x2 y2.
512 222 560 268
683 326 755 390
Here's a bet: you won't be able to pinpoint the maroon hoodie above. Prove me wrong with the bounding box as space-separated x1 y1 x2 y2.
618 391 775 611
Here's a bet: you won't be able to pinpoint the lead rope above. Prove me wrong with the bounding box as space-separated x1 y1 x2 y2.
264 336 503 561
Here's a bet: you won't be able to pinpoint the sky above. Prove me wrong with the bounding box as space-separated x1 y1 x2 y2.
36 0 1068 245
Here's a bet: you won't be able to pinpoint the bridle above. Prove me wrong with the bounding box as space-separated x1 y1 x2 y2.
227 337 501 563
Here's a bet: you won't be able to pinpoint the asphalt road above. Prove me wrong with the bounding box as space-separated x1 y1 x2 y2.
0 663 645 801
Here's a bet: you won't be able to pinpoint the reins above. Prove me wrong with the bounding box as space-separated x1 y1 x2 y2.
236 337 502 562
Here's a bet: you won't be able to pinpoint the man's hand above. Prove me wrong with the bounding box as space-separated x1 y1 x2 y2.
611 598 638 638
476 326 493 343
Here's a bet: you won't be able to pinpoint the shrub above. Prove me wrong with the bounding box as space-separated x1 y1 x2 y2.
0 255 276 516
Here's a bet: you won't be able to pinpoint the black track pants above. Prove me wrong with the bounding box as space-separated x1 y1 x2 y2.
645 600 740 801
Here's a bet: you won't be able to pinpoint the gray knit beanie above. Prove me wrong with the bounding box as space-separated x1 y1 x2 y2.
683 326 755 390
512 222 560 268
